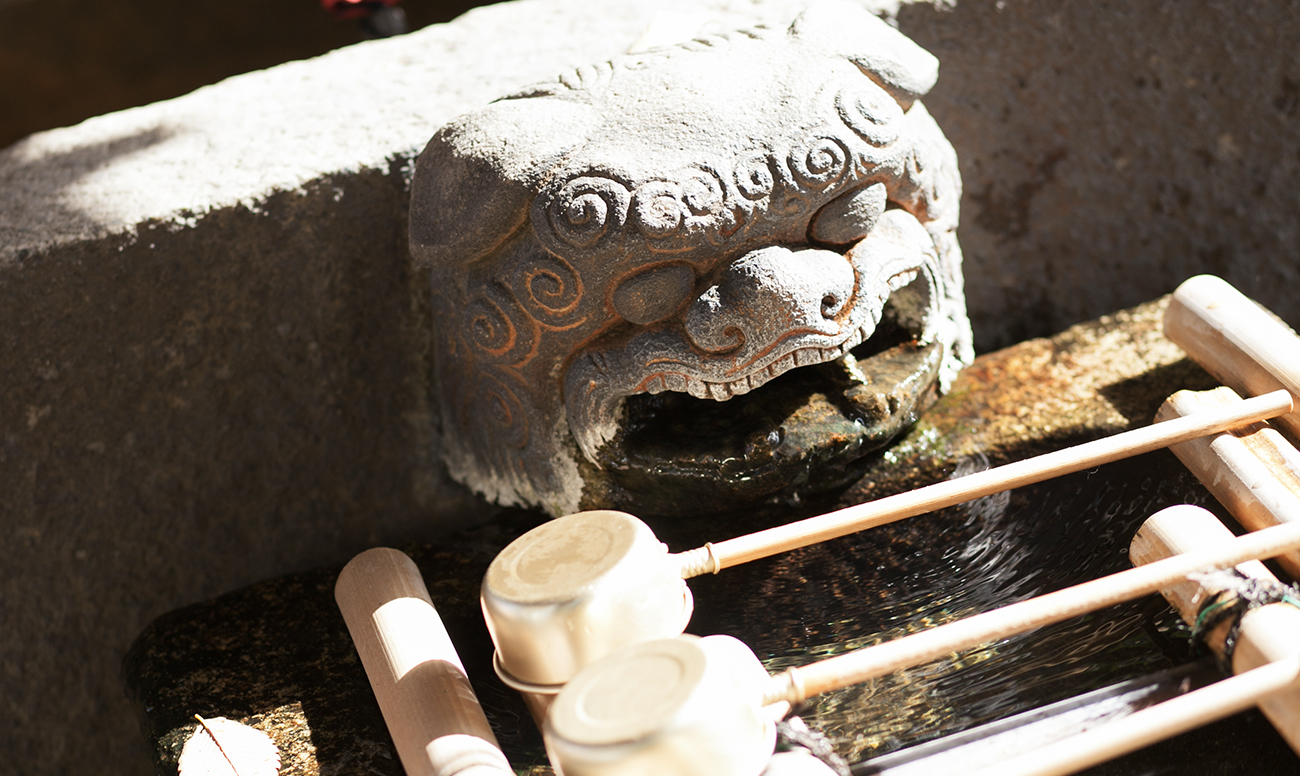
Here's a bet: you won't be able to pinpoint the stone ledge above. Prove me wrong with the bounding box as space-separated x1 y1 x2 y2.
123 300 1293 775
4 1 1299 774
0 0 839 257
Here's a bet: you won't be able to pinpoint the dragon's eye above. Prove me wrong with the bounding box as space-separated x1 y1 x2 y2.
611 264 696 325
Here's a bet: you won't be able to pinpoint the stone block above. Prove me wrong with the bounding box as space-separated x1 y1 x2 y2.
2 1 1298 774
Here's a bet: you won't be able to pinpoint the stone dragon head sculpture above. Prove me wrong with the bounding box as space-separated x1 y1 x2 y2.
410 2 972 516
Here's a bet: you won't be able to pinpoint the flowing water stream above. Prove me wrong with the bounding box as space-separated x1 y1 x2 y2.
658 449 1271 767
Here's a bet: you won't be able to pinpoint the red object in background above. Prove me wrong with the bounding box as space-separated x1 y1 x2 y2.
321 0 401 21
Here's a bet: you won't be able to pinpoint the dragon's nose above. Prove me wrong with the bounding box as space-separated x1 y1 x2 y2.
684 245 855 356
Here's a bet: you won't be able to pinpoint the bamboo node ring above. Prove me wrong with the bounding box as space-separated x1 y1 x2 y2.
675 544 722 578
704 542 722 575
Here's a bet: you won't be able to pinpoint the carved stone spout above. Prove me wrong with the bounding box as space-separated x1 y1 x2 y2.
410 1 973 515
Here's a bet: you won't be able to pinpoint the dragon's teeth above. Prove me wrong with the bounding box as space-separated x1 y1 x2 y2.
794 349 819 367
633 324 885 403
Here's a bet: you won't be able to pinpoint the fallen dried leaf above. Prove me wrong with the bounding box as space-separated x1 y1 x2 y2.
178 715 281 776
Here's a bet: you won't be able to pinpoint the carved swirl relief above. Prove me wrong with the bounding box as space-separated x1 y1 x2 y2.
533 97 905 264
410 2 972 516
459 253 591 462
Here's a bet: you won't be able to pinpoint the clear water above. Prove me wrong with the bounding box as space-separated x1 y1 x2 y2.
670 449 1222 764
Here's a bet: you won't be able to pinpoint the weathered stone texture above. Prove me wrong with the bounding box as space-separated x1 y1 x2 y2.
2 1 1299 775
410 2 973 515
897 0 1300 350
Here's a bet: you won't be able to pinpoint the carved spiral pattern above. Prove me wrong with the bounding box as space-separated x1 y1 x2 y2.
686 165 739 243
514 254 584 320
787 135 851 189
632 181 685 238
547 176 631 248
464 293 520 358
558 61 615 92
479 374 529 449
735 153 776 201
681 167 726 217
836 88 901 149
538 130 874 254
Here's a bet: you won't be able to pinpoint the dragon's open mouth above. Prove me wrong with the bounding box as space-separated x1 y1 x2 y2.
573 270 947 514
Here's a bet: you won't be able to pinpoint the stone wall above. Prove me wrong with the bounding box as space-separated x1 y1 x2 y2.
900 0 1300 351
1 1 1297 774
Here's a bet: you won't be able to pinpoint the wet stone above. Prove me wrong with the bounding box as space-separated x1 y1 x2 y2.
123 297 1296 775
585 329 942 516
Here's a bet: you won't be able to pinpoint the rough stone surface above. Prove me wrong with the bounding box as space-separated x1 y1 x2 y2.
3 1 1299 775
410 2 973 515
895 0 1300 352
123 299 1296 775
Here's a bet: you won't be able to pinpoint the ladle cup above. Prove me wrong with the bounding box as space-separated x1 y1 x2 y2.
544 634 779 776
541 505 1300 776
482 390 1292 698
484 510 694 695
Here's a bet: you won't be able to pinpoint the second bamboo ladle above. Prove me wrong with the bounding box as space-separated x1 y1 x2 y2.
482 389 1291 694
541 505 1300 776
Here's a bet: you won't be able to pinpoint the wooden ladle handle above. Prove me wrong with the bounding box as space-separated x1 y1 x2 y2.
679 389 1292 576
1165 273 1300 440
336 548 512 776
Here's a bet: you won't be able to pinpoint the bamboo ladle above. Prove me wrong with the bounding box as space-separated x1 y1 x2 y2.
485 274 1300 700
1130 497 1300 757
541 505 1300 776
483 390 1292 697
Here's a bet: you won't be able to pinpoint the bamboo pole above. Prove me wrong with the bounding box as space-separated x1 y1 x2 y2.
1164 273 1300 441
677 390 1292 577
1131 504 1300 755
1157 386 1300 577
336 548 513 776
966 654 1300 776
761 505 1300 706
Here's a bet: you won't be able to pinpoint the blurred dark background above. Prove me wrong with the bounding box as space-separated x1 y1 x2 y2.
0 0 493 150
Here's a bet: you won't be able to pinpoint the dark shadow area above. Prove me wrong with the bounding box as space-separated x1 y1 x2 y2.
0 0 496 149
1098 358 1221 426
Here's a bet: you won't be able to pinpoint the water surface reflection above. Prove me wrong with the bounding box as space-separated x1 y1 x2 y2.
673 449 1224 763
